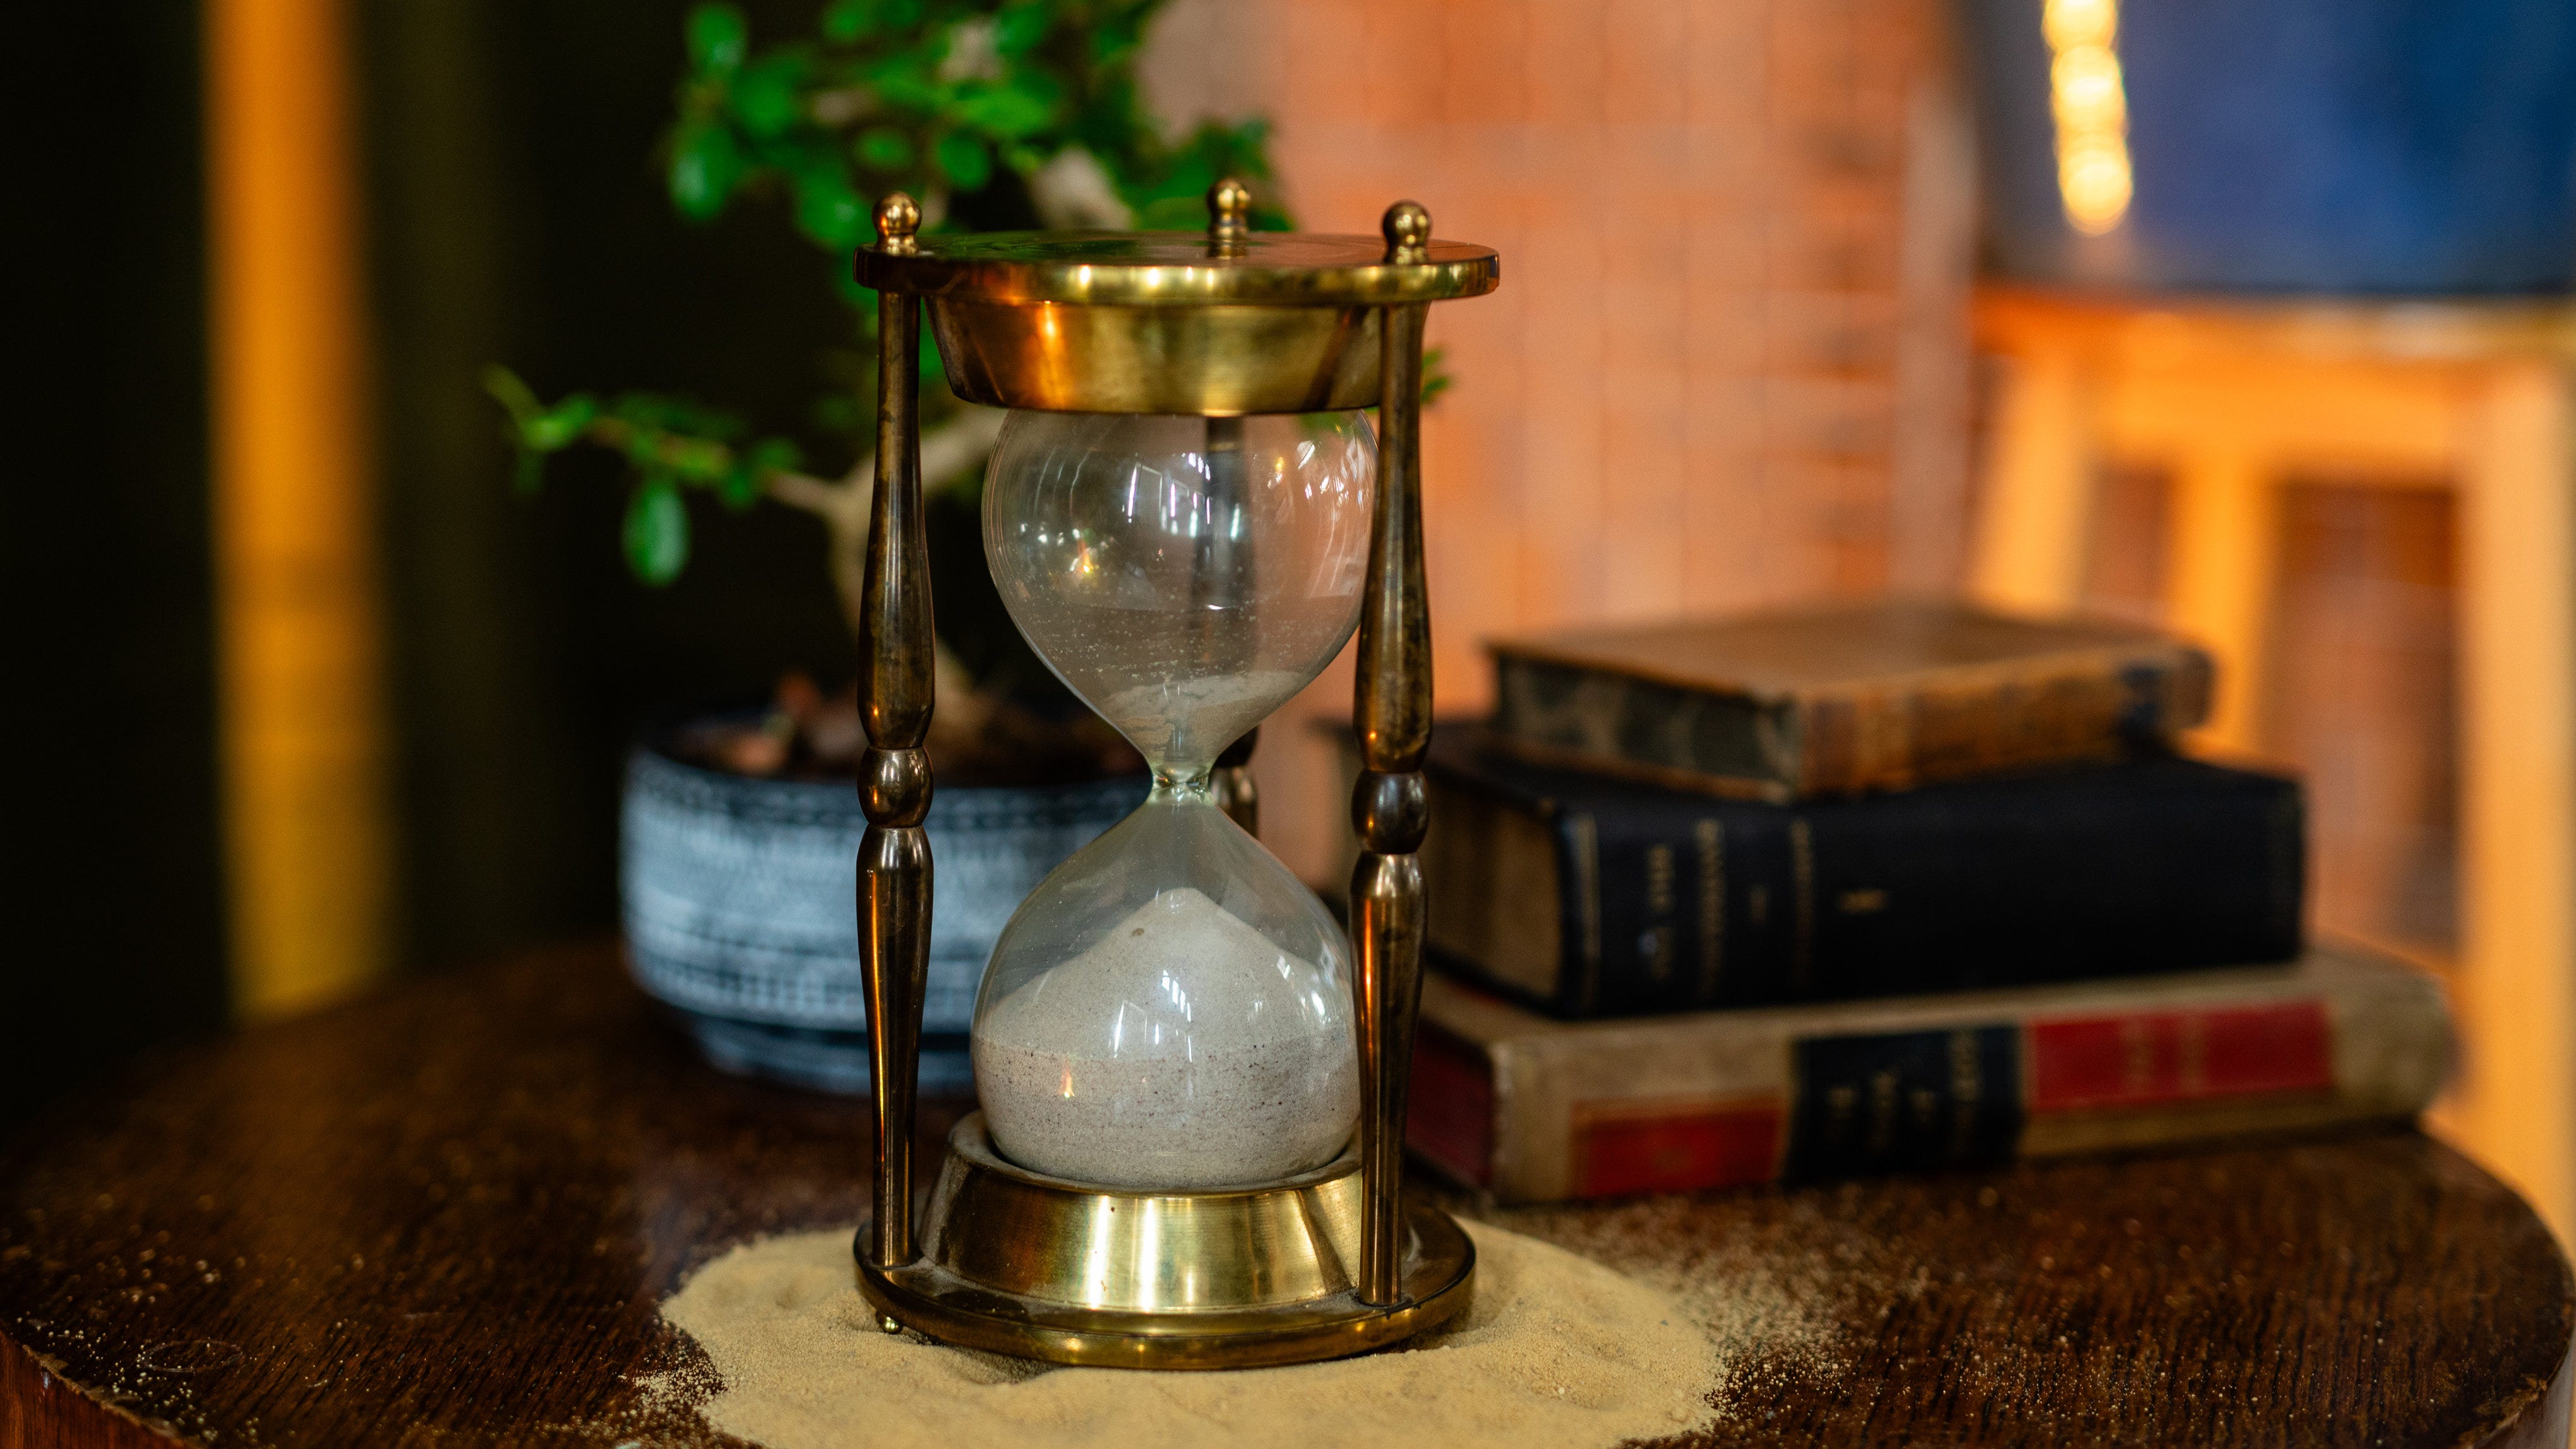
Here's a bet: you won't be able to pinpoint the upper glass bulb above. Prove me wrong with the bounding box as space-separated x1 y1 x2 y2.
982 410 1377 780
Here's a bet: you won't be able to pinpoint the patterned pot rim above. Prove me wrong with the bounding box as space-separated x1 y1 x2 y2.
627 727 1149 829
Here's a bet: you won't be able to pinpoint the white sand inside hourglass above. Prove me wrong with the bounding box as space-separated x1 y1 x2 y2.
1095 669 1309 773
973 887 1359 1190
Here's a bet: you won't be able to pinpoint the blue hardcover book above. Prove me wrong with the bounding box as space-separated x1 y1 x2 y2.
1421 727 2304 1018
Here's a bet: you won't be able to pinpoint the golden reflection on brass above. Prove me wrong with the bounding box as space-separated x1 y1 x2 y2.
856 1116 1475 1369
927 297 1383 414
1207 177 1253 259
851 230 1499 307
858 220 1498 415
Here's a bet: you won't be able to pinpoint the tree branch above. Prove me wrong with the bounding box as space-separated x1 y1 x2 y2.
760 405 1010 642
765 467 865 533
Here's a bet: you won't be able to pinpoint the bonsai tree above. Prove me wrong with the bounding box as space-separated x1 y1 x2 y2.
484 0 1285 777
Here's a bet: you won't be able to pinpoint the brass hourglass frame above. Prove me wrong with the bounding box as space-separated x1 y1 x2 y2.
848 181 1499 1369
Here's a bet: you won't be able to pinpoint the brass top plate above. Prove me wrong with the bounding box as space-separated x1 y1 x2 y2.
855 230 1501 307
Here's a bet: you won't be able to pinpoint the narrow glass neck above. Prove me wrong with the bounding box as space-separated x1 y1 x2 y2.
1150 769 1214 801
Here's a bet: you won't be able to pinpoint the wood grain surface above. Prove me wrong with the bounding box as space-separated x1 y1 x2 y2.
1 943 2567 1447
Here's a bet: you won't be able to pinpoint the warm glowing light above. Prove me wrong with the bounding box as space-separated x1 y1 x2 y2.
2059 140 2134 235
210 0 395 1018
2043 0 2116 51
2043 0 2132 235
2051 47 2126 133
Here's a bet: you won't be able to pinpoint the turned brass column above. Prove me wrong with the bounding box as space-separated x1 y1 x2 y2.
858 194 933 1285
1201 180 1260 839
1350 201 1436 1307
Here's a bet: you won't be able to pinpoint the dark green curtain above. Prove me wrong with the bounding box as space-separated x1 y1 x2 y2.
3 3 229 1128
357 0 860 975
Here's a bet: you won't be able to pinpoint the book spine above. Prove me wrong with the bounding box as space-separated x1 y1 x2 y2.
1460 763 2304 1018
1406 968 2447 1204
1491 653 1793 797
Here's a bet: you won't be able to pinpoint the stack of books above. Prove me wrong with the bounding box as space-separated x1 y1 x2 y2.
1399 598 2450 1204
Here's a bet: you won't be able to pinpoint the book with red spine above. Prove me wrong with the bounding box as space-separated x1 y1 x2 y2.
1406 942 2448 1203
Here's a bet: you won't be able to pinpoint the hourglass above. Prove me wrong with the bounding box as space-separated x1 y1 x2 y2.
849 182 1497 1368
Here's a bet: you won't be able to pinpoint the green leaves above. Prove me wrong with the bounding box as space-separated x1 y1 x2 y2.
953 72 1062 138
993 3 1050 55
484 366 811 585
795 169 868 247
820 0 870 42
669 120 743 220
1085 3 1149 67
654 0 1298 287
484 364 542 429
486 0 1343 616
1420 346 1455 408
731 54 808 138
1113 117 1278 231
823 0 925 40
624 480 690 585
604 393 745 446
486 366 602 493
933 131 991 189
686 4 747 75
527 395 599 450
729 438 803 510
855 126 913 169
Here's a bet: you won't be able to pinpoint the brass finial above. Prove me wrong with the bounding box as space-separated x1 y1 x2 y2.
876 193 921 255
1207 177 1253 258
1382 200 1431 264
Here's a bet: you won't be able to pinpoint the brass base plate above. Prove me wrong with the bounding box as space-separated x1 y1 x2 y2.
856 1114 1476 1369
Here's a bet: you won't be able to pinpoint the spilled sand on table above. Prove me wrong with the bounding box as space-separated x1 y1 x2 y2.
645 1219 1722 1449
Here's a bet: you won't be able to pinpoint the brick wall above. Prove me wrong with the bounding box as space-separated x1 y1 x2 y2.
1142 0 1974 878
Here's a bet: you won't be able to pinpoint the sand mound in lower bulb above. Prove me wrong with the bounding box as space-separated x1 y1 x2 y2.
654 1220 1720 1449
973 886 1358 1189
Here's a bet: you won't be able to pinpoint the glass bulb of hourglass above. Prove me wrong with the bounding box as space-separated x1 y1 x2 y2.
971 410 1375 1190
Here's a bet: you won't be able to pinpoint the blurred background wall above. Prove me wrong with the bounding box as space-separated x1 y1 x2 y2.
1136 0 1975 880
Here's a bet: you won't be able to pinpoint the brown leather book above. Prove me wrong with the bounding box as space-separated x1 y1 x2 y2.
1408 942 2447 1205
1487 597 2215 799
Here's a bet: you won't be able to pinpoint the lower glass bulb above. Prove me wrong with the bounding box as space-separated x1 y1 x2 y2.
970 790 1358 1190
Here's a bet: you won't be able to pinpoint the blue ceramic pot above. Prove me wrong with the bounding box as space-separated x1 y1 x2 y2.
621 741 1146 1094
1967 0 2576 292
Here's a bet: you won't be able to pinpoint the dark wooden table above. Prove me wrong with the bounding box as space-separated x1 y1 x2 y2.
2 945 2568 1448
